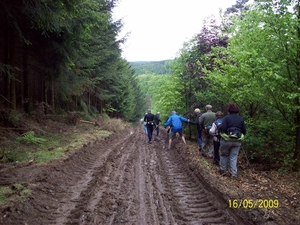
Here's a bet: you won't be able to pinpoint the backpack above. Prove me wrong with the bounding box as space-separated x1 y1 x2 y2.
227 127 242 139
214 118 223 128
213 118 223 140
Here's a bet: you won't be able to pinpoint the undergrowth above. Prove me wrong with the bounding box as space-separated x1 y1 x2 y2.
0 184 31 203
0 116 125 164
16 131 46 144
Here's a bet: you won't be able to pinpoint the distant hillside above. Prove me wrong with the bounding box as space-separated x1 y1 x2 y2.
129 60 172 75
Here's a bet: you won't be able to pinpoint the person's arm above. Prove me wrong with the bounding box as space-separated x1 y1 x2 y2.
189 118 197 125
209 123 216 135
164 117 171 128
180 116 189 123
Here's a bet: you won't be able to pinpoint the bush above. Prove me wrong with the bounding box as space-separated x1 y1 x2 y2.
243 119 295 171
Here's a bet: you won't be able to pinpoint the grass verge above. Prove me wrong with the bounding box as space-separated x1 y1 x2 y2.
0 118 126 164
0 184 31 204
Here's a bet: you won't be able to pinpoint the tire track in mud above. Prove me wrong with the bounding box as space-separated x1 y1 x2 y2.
62 128 177 225
62 130 139 224
157 141 236 224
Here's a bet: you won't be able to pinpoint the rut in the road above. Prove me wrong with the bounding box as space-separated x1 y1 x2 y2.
157 140 237 224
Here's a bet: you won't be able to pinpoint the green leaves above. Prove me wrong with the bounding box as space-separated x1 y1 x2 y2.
151 0 300 170
17 131 46 145
202 0 300 170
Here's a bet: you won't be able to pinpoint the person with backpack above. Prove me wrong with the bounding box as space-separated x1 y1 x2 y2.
164 111 190 150
198 105 216 157
218 103 246 179
144 109 156 144
154 112 161 136
209 111 224 165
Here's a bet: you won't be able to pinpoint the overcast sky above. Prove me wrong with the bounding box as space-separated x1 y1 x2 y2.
113 0 237 62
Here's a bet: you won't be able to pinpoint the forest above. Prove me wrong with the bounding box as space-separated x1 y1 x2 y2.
0 0 299 171
0 0 146 122
130 60 172 75
138 0 300 172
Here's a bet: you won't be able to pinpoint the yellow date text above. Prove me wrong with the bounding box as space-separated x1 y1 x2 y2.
228 199 279 209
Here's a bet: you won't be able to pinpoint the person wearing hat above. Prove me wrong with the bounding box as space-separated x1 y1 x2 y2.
198 105 216 157
164 111 190 150
209 111 224 165
190 108 203 152
154 112 161 136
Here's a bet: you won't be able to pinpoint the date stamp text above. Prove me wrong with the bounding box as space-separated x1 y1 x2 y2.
228 199 279 209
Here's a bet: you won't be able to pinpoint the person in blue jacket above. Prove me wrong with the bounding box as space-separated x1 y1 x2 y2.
164 111 190 150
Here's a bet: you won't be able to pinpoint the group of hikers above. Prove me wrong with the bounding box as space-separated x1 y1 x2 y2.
141 103 246 179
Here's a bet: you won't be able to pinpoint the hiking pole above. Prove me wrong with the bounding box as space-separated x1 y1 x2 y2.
241 144 253 171
153 125 158 135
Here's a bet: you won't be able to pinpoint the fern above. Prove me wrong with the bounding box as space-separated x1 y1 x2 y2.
17 131 46 144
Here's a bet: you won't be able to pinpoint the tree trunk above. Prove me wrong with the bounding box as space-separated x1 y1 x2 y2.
51 81 55 110
23 42 30 113
293 103 300 171
9 29 16 110
3 19 10 108
293 0 300 171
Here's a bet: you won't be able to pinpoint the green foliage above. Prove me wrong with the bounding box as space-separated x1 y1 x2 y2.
204 1 299 170
134 0 300 170
243 118 295 170
1 119 115 164
0 186 12 202
7 111 22 122
0 0 145 124
0 183 31 203
137 73 186 122
16 131 46 144
130 60 172 75
33 149 64 163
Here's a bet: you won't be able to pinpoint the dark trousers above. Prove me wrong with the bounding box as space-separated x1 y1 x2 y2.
146 125 154 141
156 125 160 136
213 140 220 164
197 129 203 147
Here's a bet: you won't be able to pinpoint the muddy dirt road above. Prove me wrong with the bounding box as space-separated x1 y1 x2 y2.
0 127 253 224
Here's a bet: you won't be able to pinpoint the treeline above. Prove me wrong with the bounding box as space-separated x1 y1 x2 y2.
0 0 145 122
130 60 172 75
142 0 300 171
